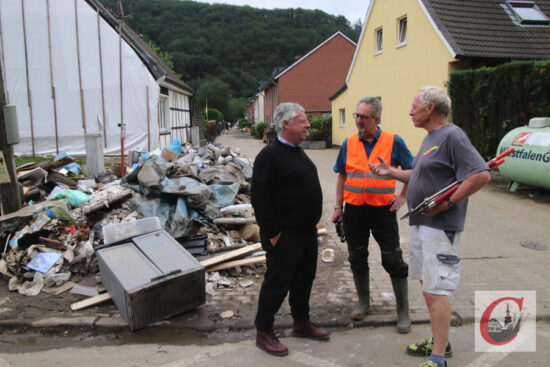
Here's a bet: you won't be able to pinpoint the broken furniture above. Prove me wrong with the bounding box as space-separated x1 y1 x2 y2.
97 217 205 330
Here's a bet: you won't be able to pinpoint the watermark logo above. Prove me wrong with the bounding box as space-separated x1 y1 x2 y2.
475 291 536 352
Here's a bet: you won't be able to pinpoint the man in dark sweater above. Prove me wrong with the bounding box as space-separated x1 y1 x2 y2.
252 103 329 356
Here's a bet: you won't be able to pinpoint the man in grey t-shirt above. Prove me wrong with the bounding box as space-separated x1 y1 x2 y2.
369 86 490 367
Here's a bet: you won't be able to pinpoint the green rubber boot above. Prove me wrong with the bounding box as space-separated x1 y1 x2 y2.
351 270 370 320
391 277 411 333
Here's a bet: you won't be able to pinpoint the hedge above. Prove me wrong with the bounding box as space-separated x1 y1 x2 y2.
253 122 268 139
448 60 550 159
307 115 332 146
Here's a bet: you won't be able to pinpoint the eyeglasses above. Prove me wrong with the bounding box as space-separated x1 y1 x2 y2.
353 113 372 120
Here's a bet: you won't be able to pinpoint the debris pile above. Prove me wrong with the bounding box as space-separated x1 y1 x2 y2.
0 141 265 303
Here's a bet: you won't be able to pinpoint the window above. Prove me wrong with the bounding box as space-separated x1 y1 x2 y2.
339 108 346 127
375 28 383 53
159 96 169 132
398 17 407 46
506 1 550 25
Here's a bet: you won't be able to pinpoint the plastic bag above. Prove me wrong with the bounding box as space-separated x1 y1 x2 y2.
48 190 89 208
167 138 184 154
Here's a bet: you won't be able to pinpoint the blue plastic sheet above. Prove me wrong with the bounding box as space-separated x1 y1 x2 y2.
49 190 89 208
167 138 184 154
209 183 240 207
54 152 81 175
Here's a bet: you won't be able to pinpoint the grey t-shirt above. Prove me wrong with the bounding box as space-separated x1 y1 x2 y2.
407 123 488 231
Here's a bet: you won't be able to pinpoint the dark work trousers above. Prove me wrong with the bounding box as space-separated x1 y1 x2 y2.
343 203 408 278
254 226 318 331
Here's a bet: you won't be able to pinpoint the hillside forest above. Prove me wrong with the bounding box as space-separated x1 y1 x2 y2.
101 0 362 121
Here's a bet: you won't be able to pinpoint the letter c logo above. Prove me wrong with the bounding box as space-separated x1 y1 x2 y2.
480 297 523 345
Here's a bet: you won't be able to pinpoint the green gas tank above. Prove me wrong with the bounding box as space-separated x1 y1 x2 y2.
497 117 550 192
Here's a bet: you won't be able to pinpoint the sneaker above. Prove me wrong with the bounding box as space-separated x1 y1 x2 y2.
418 361 447 367
407 337 453 357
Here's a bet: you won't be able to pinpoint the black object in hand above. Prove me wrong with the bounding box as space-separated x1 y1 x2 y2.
335 218 345 243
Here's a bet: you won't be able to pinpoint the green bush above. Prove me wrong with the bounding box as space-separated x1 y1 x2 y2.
253 122 268 139
307 115 332 145
206 108 223 122
237 118 252 128
448 59 550 158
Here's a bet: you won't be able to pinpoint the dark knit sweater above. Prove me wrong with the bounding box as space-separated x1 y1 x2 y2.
251 140 323 239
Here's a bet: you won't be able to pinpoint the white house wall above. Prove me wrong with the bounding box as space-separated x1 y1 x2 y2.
169 90 191 142
253 92 264 123
0 0 160 156
158 88 191 150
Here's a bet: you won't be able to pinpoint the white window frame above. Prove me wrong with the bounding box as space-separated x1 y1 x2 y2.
339 108 346 127
375 28 383 54
159 95 169 133
397 16 407 47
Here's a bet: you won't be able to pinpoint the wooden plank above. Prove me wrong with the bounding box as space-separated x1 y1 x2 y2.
200 242 261 268
42 281 75 296
70 292 112 311
206 255 266 272
83 189 133 214
212 217 256 225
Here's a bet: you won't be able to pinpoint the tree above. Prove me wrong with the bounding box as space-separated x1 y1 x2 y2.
225 97 246 122
147 41 181 78
193 77 231 113
101 0 361 102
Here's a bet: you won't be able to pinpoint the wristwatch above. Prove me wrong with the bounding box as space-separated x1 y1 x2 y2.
446 197 456 209
334 205 343 210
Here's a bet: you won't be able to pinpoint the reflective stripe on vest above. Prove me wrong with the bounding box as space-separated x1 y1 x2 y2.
343 131 397 206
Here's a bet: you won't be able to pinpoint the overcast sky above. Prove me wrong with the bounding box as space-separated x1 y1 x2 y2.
201 0 371 25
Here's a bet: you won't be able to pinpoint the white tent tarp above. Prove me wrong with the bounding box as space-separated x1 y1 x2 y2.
0 0 160 156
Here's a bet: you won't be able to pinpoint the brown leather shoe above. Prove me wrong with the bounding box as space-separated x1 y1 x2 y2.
256 328 288 356
292 318 330 340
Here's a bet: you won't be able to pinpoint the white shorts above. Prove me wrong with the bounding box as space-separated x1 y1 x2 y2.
409 225 462 296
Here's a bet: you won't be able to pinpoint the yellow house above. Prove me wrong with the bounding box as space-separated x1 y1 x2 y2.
331 0 550 153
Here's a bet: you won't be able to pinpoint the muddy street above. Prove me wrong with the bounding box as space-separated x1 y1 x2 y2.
1 321 549 366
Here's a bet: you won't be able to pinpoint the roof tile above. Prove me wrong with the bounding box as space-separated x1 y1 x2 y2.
421 0 550 59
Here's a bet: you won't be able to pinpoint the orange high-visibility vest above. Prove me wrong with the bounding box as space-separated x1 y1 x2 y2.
344 131 397 206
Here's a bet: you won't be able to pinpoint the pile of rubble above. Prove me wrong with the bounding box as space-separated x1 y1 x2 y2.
0 141 264 302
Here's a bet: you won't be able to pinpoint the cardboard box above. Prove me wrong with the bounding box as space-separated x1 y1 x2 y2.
97 227 205 330
161 148 185 162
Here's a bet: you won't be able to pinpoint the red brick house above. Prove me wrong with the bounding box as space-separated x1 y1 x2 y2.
261 31 356 123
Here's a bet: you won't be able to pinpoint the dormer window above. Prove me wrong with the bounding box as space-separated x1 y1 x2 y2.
375 28 383 54
398 17 407 46
505 0 550 25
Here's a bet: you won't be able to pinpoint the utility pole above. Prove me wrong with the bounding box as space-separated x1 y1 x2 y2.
0 61 22 215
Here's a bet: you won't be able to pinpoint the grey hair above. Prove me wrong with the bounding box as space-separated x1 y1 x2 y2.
273 102 305 134
418 86 451 118
357 97 382 119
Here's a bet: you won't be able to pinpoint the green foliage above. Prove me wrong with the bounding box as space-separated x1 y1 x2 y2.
306 115 332 145
448 60 550 159
194 77 231 113
15 156 86 167
225 97 246 123
204 121 220 142
15 156 49 166
101 0 360 104
237 118 252 129
147 41 181 78
252 122 268 139
206 107 223 122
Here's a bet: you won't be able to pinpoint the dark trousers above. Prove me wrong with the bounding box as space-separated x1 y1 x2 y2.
343 203 408 278
254 227 318 330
